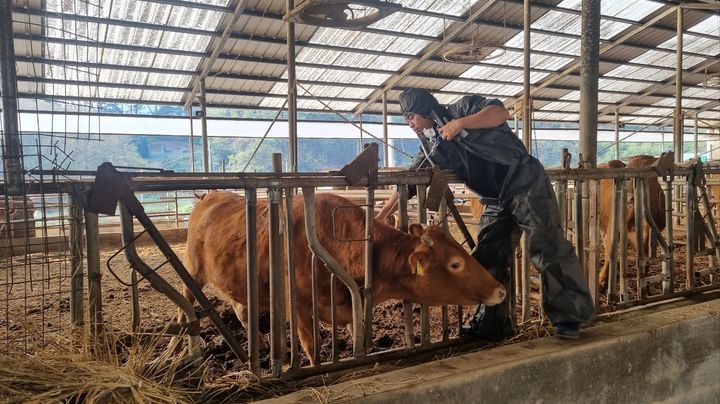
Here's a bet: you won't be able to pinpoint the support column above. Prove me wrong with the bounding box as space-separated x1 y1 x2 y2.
614 109 620 160
673 6 684 164
200 78 210 173
0 0 24 195
579 0 600 169
382 91 389 167
580 0 601 294
188 110 196 172
694 113 698 159
287 0 298 172
522 0 532 151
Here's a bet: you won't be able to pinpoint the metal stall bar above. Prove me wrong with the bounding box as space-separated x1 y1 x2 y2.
301 188 365 359
69 189 85 325
417 185 430 346
633 177 646 299
268 184 287 376
84 209 103 336
364 186 375 351
397 185 414 348
438 197 450 342
686 167 697 288
117 203 203 358
284 187 300 369
618 178 629 302
86 163 248 362
606 178 622 305
663 175 674 294
245 188 261 375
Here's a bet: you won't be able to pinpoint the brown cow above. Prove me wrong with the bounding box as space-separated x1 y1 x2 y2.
598 155 666 287
181 191 505 363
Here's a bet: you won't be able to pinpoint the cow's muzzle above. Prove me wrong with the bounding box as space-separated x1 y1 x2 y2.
483 285 507 306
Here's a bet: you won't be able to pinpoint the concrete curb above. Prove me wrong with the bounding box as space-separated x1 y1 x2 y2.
269 299 719 403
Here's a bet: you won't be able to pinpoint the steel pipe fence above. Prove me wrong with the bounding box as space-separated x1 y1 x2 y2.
1 160 719 381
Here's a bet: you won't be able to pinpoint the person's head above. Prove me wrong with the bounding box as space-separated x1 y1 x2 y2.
399 88 440 134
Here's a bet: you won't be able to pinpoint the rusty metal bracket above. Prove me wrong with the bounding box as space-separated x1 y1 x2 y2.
86 162 248 362
340 143 379 186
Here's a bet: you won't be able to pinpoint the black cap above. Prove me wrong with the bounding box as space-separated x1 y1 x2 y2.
399 88 440 117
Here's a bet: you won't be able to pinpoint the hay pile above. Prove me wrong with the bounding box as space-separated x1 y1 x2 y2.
0 328 207 403
0 353 192 403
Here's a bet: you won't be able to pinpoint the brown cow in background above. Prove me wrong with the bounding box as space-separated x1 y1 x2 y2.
598 155 666 288
181 192 506 363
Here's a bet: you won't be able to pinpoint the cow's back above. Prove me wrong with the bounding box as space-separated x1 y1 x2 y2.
185 191 372 311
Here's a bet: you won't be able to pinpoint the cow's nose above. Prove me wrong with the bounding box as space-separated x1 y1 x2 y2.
485 285 507 306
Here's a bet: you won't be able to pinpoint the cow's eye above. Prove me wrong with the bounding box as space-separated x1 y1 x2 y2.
449 260 463 271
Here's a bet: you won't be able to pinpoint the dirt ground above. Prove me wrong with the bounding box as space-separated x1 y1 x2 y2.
0 226 716 382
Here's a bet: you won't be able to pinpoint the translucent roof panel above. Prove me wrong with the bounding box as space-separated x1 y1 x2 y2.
460 64 551 84
683 86 720 102
530 10 631 41
441 81 523 97
291 67 391 86
370 0 470 36
652 98 712 109
557 0 663 22
657 34 720 57
540 102 580 112
605 65 675 81
624 50 706 71
598 78 652 93
531 112 577 121
560 91 630 104
688 15 720 36
505 32 581 56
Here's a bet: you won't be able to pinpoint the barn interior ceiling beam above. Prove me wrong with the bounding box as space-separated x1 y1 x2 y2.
506 6 678 109
239 7 714 60
15 53 716 106
353 0 502 117
597 58 720 118
18 79 717 120
15 5 715 61
502 0 719 41
181 0 248 110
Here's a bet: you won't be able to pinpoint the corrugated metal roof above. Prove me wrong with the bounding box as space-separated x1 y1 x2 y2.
8 0 720 129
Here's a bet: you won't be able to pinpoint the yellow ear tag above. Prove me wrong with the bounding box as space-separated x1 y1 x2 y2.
415 261 425 276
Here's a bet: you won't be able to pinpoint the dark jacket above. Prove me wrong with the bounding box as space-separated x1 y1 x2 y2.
409 95 541 201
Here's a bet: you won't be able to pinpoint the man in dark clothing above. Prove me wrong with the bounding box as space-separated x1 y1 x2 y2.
376 88 595 339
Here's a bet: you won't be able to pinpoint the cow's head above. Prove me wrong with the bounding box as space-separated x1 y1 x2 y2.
405 224 506 306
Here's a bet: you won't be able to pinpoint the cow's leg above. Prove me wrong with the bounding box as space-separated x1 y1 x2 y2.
231 301 268 351
599 231 612 290
296 313 318 365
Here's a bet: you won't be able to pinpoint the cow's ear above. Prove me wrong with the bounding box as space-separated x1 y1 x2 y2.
408 251 430 275
408 223 424 236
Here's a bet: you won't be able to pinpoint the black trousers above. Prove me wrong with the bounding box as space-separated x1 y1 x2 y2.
470 169 595 328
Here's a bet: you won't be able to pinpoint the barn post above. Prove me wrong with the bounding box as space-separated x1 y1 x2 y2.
397 185 415 347
520 0 532 324
580 0 601 299
188 110 196 172
382 91 389 167
673 6 684 227
0 0 24 196
199 78 210 173
614 109 621 160
686 167 696 288
245 188 261 374
284 184 300 369
438 198 450 341
84 209 103 338
69 189 85 326
287 0 298 172
363 144 377 350
268 153 287 376
618 179 629 302
416 185 431 346
634 178 646 299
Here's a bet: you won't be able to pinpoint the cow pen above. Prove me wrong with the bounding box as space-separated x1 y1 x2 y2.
1 147 719 396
